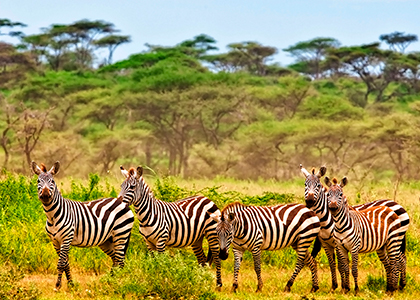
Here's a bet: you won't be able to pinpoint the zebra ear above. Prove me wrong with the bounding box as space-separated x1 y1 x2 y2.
136 166 143 179
228 212 235 222
340 177 348 188
317 166 327 178
120 166 129 178
208 212 221 222
31 161 42 175
324 176 332 187
49 161 60 175
300 164 310 178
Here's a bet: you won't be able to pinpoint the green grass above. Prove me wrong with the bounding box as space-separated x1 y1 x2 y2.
0 172 420 299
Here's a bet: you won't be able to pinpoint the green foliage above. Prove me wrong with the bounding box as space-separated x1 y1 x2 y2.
0 268 40 300
299 94 365 120
154 176 192 202
65 173 117 201
95 252 216 300
365 274 386 292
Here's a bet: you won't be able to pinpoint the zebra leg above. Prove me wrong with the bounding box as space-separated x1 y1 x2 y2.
398 251 407 290
284 245 312 292
54 240 73 290
305 250 319 292
191 237 207 267
321 240 338 291
336 247 350 293
112 231 132 268
336 247 347 291
376 247 391 291
386 241 400 293
99 238 117 267
350 251 359 295
251 248 263 292
206 235 223 289
232 249 244 293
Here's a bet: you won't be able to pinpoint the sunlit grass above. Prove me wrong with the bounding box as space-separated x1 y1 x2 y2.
1 172 420 299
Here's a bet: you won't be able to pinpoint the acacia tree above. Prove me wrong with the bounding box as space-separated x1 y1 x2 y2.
0 18 26 39
327 43 406 102
380 32 418 53
283 37 341 79
0 42 34 87
15 108 52 169
205 41 277 75
94 34 131 65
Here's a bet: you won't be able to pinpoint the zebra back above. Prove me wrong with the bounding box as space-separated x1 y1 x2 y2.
222 202 320 251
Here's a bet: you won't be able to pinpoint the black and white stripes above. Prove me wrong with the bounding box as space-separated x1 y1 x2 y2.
118 165 223 287
31 161 134 290
210 202 321 292
325 176 406 293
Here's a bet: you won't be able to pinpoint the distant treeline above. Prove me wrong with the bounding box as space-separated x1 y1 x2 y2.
1 18 420 185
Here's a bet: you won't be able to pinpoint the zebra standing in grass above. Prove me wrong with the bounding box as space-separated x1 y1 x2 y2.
210 202 321 293
325 176 405 294
300 165 340 291
353 199 409 290
31 161 134 291
118 165 223 288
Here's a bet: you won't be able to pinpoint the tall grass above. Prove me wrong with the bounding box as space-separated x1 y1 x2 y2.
0 172 419 299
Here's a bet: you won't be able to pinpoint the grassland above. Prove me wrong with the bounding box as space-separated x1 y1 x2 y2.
1 171 420 300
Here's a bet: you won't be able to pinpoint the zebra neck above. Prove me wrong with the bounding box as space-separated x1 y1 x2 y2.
42 192 65 224
132 190 161 226
314 191 332 227
331 205 350 231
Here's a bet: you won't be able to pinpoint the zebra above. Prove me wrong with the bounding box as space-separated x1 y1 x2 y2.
325 176 405 294
300 164 340 291
352 199 409 290
31 161 134 291
209 202 321 293
118 165 223 288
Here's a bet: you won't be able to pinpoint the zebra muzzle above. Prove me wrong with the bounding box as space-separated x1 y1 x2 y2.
328 200 338 212
40 186 51 200
219 248 229 260
305 193 315 208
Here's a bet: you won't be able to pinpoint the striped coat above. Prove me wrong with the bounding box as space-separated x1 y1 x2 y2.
31 161 134 290
210 202 320 292
300 165 339 291
118 166 223 287
325 177 405 294
353 199 409 289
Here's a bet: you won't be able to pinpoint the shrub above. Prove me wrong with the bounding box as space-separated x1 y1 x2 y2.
94 252 216 300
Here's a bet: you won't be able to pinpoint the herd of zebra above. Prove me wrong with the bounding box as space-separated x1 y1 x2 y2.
31 161 410 295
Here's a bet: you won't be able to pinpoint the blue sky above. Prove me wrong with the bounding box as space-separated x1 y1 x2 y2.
2 0 420 65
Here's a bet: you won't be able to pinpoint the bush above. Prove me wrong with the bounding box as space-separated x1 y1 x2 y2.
0 268 40 300
95 252 216 300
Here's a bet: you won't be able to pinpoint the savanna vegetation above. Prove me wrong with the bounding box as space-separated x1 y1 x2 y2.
1 16 420 299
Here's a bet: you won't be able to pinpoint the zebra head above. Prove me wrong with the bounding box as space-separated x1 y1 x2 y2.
118 165 143 206
300 164 327 208
325 176 348 216
209 211 235 260
31 161 60 205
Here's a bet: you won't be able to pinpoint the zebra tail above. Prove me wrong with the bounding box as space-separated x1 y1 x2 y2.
311 236 322 259
206 248 213 266
401 235 406 254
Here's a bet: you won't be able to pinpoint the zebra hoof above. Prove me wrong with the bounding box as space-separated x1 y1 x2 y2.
311 285 319 293
232 283 238 293
284 285 291 292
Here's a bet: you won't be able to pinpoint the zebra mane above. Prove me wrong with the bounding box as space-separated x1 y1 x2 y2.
40 163 47 172
128 168 136 175
221 202 247 214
